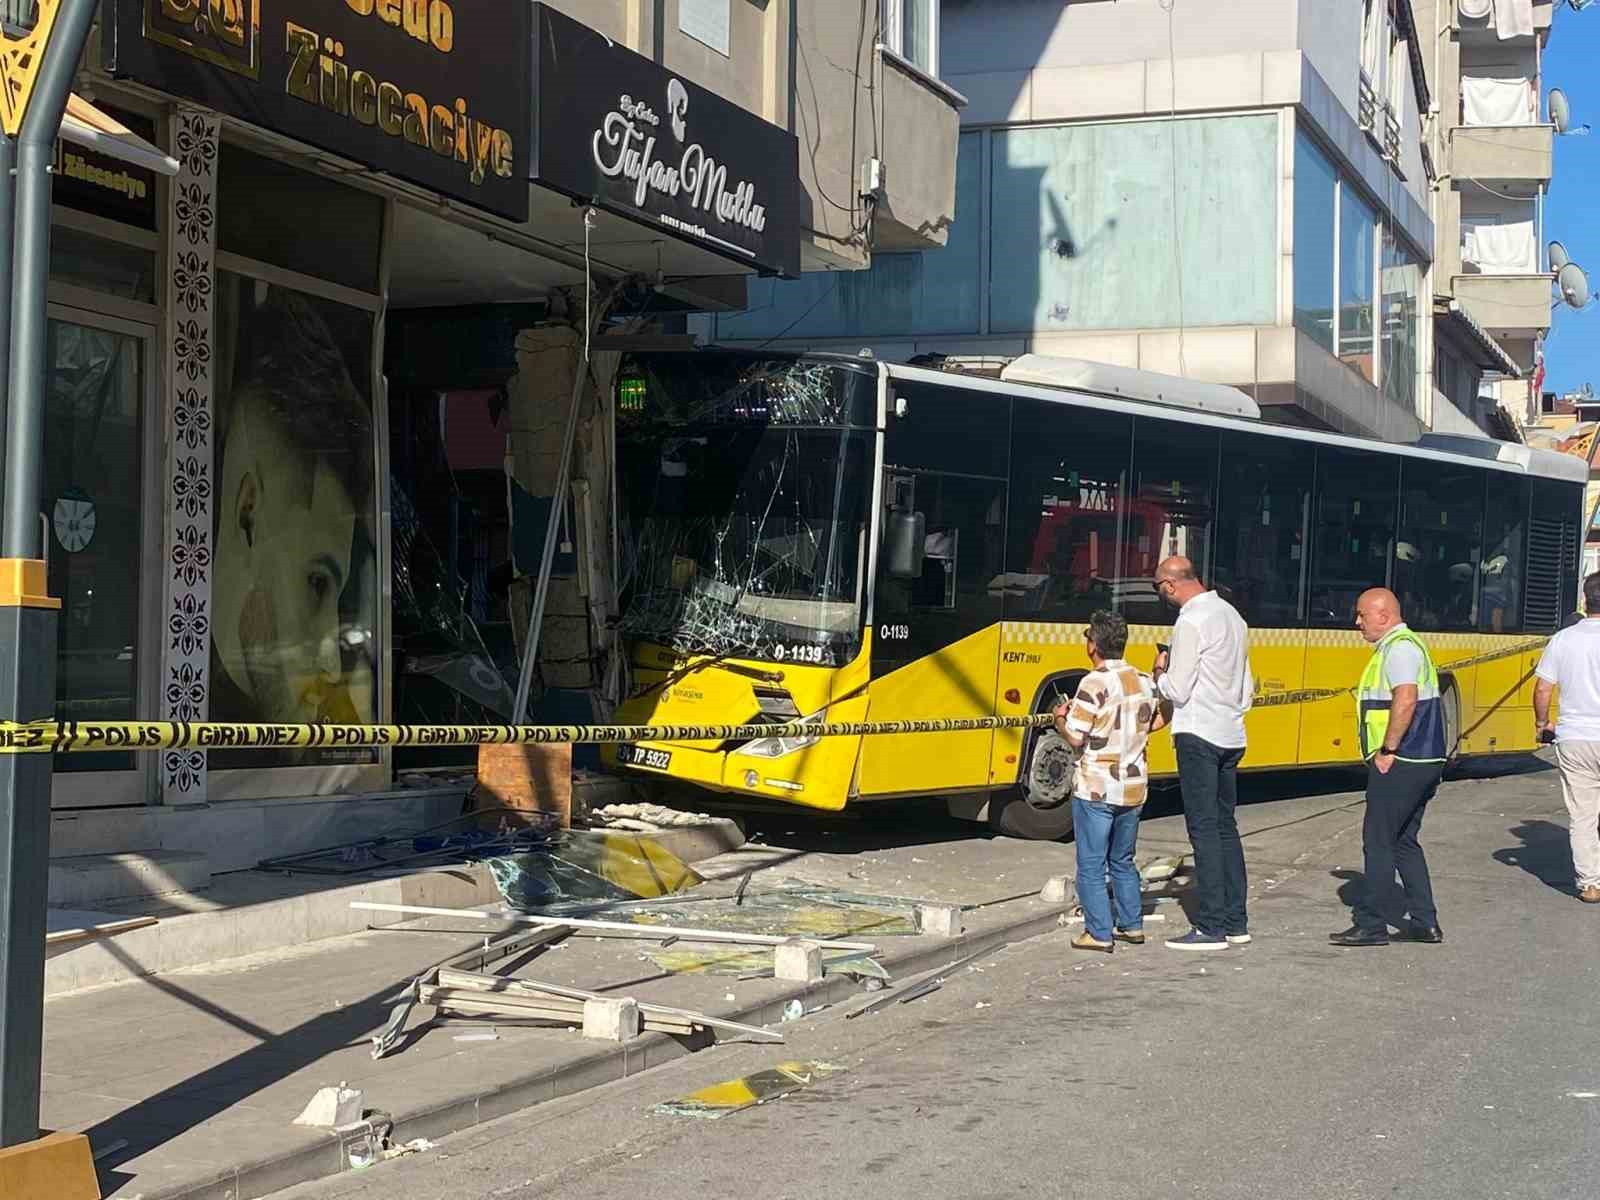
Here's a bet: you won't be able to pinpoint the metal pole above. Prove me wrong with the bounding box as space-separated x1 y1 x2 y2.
0 0 98 1147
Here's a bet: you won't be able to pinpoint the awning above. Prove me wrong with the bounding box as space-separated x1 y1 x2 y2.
59 94 178 177
1433 296 1522 377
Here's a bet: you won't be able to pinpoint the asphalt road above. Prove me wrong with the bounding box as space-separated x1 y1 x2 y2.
277 756 1600 1200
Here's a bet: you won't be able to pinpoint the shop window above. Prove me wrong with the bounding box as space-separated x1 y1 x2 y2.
218 144 383 293
1396 458 1484 632
989 114 1277 334
1214 431 1311 628
49 225 155 304
1003 397 1132 623
1118 417 1217 626
46 320 144 774
209 271 379 769
1480 474 1529 633
1310 447 1398 628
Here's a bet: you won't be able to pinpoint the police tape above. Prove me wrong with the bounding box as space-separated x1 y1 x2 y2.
0 714 1061 755
0 637 1554 755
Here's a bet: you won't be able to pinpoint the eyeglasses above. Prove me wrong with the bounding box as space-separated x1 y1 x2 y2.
1152 578 1172 594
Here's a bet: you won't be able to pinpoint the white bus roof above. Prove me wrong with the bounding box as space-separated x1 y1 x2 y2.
998 354 1260 419
882 359 1588 485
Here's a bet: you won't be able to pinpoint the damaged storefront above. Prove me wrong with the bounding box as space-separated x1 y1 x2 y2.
44 0 803 870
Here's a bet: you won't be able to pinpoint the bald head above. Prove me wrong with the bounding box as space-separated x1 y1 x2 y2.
1355 588 1403 644
1155 556 1206 608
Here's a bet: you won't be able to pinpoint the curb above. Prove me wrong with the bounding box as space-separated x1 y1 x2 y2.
127 897 1074 1200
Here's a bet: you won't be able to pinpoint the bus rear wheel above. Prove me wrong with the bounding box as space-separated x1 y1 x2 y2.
989 789 1076 840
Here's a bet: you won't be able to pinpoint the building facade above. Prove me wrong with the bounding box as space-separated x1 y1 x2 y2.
708 0 1450 443
1417 0 1556 436
40 0 960 868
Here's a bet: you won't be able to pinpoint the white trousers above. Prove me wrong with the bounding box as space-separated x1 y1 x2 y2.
1556 741 1600 890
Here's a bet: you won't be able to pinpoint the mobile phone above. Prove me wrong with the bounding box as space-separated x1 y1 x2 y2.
1156 642 1170 656
1540 729 1556 745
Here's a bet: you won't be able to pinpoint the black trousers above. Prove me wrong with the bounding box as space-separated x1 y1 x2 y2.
1175 733 1248 936
1354 758 1442 932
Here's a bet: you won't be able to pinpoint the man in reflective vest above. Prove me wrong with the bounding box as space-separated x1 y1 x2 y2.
1330 588 1447 947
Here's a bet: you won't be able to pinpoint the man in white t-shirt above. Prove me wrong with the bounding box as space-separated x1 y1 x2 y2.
1534 572 1600 904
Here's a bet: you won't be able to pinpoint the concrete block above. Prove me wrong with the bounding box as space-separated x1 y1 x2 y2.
582 997 641 1042
47 851 211 907
774 939 824 983
917 903 963 938
1040 876 1073 904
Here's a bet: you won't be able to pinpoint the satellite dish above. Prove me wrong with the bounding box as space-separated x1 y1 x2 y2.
1551 89 1571 134
1551 241 1571 271
1559 261 1591 309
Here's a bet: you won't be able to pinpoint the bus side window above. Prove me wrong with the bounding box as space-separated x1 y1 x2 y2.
1309 448 1399 628
1480 474 1529 634
1004 399 1131 623
1215 431 1311 628
1118 417 1218 625
1398 459 1484 632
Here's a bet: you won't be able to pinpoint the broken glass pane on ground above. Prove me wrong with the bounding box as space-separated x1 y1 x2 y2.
651 1061 847 1119
641 945 891 981
487 830 706 908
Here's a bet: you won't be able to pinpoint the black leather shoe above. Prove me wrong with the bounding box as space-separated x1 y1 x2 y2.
1404 923 1444 944
1329 925 1389 947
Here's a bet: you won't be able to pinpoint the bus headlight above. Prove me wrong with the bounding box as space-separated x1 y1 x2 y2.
740 714 823 759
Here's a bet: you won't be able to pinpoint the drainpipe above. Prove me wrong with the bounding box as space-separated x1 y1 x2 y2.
0 0 99 1149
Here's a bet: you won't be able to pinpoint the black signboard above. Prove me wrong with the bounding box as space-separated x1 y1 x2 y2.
530 4 800 278
53 106 158 229
102 0 530 221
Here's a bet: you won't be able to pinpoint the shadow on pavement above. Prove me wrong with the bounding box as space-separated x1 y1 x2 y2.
1492 819 1576 898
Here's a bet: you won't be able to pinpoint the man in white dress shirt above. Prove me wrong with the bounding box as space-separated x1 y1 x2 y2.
1152 556 1255 951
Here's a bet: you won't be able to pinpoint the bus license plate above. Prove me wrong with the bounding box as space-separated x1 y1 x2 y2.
619 745 672 771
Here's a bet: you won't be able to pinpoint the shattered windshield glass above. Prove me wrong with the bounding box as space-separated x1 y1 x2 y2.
616 355 876 668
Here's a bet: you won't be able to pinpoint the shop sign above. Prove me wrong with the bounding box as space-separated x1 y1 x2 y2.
53 106 158 229
102 0 530 221
530 4 800 278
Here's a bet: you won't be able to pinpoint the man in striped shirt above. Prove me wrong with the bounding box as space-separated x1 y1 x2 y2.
1054 610 1171 953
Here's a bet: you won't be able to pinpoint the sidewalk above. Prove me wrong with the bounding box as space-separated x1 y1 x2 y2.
43 771 1495 1200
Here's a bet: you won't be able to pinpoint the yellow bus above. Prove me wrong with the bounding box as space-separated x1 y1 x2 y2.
603 350 1585 839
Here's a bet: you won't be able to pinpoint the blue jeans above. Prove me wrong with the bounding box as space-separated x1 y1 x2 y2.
1072 797 1145 942
1174 733 1248 937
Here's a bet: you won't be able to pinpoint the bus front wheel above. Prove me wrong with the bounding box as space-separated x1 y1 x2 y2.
990 731 1079 840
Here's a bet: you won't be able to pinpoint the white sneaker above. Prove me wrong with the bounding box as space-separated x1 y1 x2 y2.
1225 933 1252 945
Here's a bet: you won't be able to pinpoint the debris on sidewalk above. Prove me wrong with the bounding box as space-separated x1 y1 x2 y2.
261 808 558 877
293 1084 363 1128
652 1061 846 1119
846 943 1008 1019
368 921 787 1059
488 830 705 908
643 943 890 981
588 802 717 830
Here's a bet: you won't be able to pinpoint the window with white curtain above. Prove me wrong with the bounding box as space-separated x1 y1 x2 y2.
880 0 938 77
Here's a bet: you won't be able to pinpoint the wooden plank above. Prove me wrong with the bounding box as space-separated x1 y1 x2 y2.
351 900 876 953
45 910 159 947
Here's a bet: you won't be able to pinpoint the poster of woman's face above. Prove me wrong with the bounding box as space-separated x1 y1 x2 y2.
209 273 378 768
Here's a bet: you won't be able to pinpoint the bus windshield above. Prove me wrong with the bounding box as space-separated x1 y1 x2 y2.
615 355 876 669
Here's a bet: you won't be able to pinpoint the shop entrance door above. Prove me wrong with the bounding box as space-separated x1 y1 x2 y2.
45 305 156 808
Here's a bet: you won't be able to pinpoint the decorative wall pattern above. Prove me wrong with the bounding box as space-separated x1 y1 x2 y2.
160 109 219 804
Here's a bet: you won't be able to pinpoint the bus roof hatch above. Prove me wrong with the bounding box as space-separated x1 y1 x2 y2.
996 355 1261 420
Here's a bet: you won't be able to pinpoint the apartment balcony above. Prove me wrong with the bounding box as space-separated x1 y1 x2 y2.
870 47 966 252
1450 273 1551 370
1457 0 1554 44
1450 123 1552 190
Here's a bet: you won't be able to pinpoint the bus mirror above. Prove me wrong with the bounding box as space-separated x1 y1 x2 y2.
885 509 926 579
